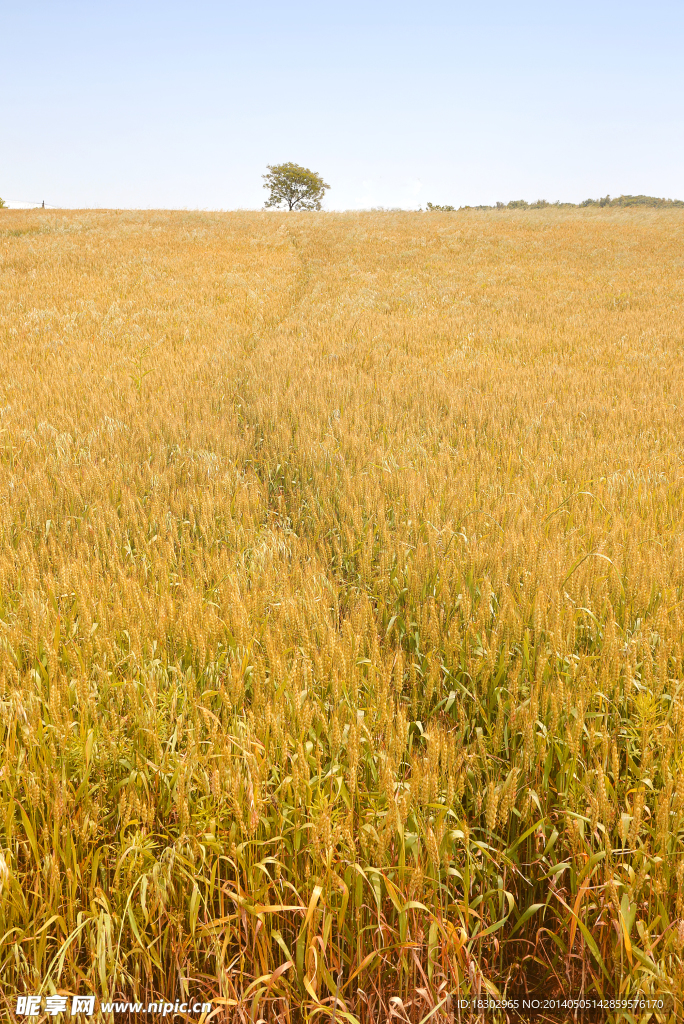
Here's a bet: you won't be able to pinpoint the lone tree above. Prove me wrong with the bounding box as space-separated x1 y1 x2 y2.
263 162 329 211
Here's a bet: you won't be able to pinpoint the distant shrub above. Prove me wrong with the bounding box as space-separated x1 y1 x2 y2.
425 202 456 211
0 197 6 209
427 194 684 213
580 194 683 208
611 194 684 207
580 195 611 207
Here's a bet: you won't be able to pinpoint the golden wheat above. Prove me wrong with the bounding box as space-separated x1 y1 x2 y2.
0 208 683 1022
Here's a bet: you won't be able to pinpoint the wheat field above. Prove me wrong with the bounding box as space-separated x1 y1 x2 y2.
1 208 683 1022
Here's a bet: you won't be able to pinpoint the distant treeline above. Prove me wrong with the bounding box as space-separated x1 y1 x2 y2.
426 194 684 212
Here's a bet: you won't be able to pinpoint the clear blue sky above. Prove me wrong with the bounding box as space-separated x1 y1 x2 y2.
2 0 683 209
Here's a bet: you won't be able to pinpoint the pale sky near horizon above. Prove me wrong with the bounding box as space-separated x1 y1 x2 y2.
2 0 683 210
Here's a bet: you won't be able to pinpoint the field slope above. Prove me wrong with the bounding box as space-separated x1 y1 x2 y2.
1 209 683 1021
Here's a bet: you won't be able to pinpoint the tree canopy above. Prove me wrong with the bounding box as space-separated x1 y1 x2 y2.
263 163 329 211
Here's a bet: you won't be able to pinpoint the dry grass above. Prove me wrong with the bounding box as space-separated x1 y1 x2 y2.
1 208 683 1022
